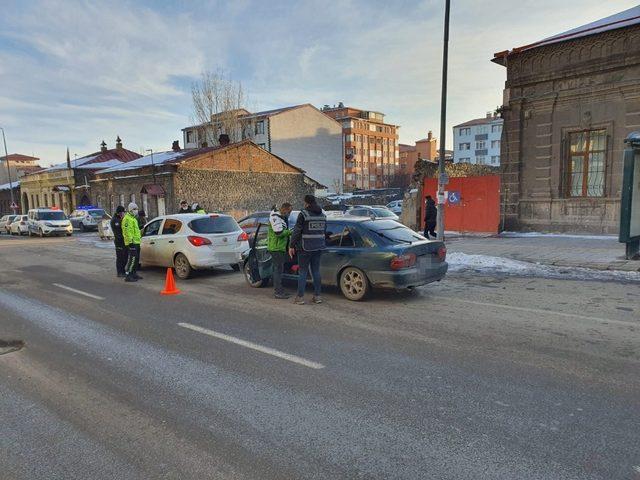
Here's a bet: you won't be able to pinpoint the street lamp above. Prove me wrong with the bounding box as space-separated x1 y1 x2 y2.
436 0 451 240
145 149 156 184
0 127 17 213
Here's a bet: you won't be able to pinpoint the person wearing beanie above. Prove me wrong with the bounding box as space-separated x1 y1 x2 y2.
110 205 127 277
122 202 143 282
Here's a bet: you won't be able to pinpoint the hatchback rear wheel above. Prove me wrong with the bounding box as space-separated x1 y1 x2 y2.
339 267 370 301
174 253 192 279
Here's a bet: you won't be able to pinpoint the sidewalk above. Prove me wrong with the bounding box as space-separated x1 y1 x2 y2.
445 233 640 272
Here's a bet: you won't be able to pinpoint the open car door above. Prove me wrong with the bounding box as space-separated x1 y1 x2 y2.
244 222 273 287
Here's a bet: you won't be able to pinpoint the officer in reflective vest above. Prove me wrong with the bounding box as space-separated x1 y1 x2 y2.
289 194 326 305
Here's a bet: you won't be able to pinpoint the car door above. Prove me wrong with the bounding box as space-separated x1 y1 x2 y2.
155 218 183 267
319 222 352 282
140 218 162 266
252 223 273 279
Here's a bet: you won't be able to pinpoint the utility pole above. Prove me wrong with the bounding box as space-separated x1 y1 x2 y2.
145 149 156 184
436 0 451 240
0 127 16 214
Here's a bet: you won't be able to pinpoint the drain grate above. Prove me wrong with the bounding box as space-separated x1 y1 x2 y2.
0 339 25 355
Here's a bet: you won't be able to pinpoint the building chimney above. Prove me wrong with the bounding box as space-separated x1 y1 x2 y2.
115 135 122 150
218 134 230 146
172 140 181 152
100 140 107 153
486 111 492 118
427 131 433 141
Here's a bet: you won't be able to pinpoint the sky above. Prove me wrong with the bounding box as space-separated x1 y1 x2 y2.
0 0 637 166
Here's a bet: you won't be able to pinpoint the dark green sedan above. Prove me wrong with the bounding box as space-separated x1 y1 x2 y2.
242 215 447 301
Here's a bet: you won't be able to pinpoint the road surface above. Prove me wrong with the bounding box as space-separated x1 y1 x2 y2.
0 233 638 479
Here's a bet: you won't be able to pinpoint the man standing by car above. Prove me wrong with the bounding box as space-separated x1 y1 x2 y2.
123 202 142 282
268 202 292 299
289 195 326 305
178 200 191 214
110 206 127 277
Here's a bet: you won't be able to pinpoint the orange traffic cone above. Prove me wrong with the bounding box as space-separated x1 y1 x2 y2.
160 268 181 295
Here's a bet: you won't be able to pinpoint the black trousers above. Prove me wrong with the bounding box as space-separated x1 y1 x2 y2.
115 246 127 275
424 222 436 239
125 245 140 276
270 251 287 295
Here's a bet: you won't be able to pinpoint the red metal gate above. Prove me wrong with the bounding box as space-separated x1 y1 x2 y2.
423 175 501 234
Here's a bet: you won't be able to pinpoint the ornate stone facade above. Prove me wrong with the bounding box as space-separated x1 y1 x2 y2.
494 24 640 233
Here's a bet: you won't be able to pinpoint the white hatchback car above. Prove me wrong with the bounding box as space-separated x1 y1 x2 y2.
9 215 29 235
140 213 249 279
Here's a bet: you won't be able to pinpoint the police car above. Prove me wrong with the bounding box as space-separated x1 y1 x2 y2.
27 208 73 237
69 206 108 231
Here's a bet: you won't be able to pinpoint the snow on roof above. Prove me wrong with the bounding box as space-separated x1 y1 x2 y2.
97 150 185 173
494 6 640 62
0 180 20 191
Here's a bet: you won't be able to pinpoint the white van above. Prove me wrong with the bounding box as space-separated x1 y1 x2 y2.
27 208 73 237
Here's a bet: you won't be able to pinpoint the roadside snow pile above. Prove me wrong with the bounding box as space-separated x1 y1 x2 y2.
447 252 640 283
500 231 617 241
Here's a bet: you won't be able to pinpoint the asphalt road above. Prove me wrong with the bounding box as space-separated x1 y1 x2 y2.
0 233 639 480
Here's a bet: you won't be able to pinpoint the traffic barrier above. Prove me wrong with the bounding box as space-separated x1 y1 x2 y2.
160 268 181 295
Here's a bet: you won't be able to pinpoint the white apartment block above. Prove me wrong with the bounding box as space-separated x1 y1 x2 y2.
453 113 503 166
182 104 343 192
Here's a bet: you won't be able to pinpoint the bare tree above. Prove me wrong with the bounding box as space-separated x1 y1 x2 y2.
191 69 255 147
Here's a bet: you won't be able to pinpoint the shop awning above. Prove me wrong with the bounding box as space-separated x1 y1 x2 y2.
141 183 165 196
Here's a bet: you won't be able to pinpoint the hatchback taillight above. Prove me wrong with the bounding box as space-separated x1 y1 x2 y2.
437 246 447 262
390 253 416 270
188 235 212 247
237 231 249 242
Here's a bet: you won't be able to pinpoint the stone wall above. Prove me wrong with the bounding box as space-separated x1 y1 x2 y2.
174 168 314 218
498 24 640 233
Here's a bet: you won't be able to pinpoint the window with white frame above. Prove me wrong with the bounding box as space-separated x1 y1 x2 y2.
477 126 488 134
491 156 500 164
459 127 471 136
255 120 265 135
459 142 471 150
491 140 501 149
491 124 502 133
476 141 486 149
459 157 470 163
476 156 486 164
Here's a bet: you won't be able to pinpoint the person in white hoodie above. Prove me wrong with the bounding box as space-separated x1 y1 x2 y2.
268 202 293 299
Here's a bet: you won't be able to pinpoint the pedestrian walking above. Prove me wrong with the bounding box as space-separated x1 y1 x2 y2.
136 209 147 229
110 206 127 277
268 202 293 299
289 195 326 305
423 195 437 239
178 200 192 214
123 202 143 282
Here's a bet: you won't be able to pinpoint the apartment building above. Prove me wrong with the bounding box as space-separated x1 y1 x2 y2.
182 104 342 191
453 113 503 165
321 103 400 190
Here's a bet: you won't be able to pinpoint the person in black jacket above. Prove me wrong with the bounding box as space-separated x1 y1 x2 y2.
289 195 326 305
178 200 192 214
423 195 437 239
110 206 127 277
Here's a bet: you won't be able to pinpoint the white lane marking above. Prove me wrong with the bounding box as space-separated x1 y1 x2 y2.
447 298 637 328
52 283 105 301
178 322 325 370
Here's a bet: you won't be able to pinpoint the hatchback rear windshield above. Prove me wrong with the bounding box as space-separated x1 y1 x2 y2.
371 208 396 217
363 220 425 244
188 216 239 234
37 211 66 220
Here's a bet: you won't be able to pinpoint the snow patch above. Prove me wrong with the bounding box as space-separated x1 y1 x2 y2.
500 231 618 240
448 252 640 283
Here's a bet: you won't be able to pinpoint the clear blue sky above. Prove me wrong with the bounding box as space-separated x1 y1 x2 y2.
0 0 636 165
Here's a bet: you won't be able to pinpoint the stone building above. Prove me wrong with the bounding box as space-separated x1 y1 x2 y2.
321 103 400 191
493 6 640 233
18 138 140 214
182 104 342 192
90 139 320 219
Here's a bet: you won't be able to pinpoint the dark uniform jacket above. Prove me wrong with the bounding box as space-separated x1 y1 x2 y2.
111 215 125 248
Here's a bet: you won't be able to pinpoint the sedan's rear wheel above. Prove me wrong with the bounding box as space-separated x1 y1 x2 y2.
243 260 264 288
339 267 370 301
174 253 192 279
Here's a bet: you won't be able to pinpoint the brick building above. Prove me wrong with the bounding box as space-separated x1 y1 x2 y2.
19 137 141 214
91 140 320 219
182 104 342 192
321 103 400 191
399 131 439 181
0 154 41 185
493 6 640 233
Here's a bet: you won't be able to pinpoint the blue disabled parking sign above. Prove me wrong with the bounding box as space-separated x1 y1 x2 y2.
447 191 461 205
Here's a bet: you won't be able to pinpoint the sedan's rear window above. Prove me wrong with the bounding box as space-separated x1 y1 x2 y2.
87 209 106 217
363 220 425 244
188 216 239 234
